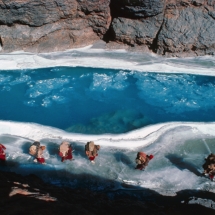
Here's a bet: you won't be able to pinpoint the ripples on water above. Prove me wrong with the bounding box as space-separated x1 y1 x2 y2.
0 66 215 134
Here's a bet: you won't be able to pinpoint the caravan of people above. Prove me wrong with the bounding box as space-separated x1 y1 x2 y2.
0 140 214 181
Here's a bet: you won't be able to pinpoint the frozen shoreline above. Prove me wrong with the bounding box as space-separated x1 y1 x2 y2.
0 120 214 149
1 119 215 198
0 45 215 76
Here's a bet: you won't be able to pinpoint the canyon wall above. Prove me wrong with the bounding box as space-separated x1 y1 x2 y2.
0 0 111 52
0 0 215 56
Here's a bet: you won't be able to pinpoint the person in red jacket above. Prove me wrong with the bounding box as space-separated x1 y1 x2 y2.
135 152 153 170
202 153 215 181
58 141 73 162
0 143 6 161
35 145 46 164
85 141 100 163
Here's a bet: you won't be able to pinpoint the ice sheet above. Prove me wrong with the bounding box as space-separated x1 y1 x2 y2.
0 46 215 76
1 120 215 196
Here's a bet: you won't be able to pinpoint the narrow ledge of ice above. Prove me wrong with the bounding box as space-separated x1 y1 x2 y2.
0 120 214 149
0 46 215 76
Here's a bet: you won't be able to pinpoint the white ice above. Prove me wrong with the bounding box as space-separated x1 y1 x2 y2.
0 45 215 76
1 120 215 197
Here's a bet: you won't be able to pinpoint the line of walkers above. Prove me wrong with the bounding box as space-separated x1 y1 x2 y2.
0 141 215 181
28 141 101 164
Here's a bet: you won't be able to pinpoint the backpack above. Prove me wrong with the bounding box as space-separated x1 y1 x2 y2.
203 153 215 169
59 141 70 157
29 141 40 156
135 152 147 164
85 141 94 152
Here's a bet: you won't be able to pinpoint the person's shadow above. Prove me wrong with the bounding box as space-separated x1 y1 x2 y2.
21 141 33 154
113 152 134 170
46 142 59 156
72 142 88 160
165 154 202 177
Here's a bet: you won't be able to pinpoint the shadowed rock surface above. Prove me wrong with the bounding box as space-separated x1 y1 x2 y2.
0 169 215 214
0 0 215 56
110 0 165 18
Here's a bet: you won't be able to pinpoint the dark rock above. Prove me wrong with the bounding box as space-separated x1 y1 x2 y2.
108 0 215 57
0 0 111 53
110 0 165 18
0 0 78 27
0 170 215 214
157 7 215 57
0 0 215 57
110 13 163 48
192 0 204 6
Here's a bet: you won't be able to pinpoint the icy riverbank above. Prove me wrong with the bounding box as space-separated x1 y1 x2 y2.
0 45 215 76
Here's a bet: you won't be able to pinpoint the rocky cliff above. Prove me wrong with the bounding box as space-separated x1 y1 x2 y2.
0 0 215 57
0 0 111 52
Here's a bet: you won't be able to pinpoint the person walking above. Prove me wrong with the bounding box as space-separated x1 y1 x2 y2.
85 141 100 163
29 141 46 164
58 141 73 162
135 151 153 170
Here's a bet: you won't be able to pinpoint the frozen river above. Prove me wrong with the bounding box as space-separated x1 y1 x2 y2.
0 45 215 207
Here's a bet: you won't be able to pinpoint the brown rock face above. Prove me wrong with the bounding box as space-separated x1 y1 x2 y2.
109 0 215 57
0 0 111 52
1 0 215 56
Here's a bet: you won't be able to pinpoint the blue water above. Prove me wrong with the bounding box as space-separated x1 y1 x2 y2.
0 66 215 134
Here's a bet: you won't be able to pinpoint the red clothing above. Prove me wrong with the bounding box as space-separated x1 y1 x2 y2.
88 153 98 161
60 147 73 162
37 158 45 164
135 154 154 170
0 144 6 161
89 156 96 161
0 154 6 161
209 174 214 180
